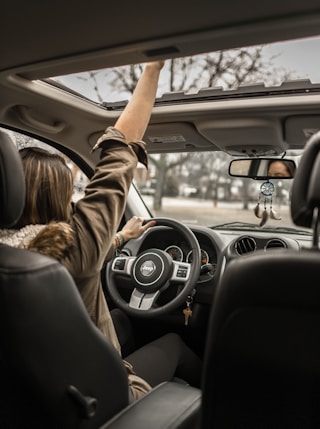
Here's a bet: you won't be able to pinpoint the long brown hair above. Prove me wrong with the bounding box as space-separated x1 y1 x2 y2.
16 147 73 227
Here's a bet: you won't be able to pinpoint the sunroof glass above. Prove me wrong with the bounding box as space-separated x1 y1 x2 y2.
51 35 320 103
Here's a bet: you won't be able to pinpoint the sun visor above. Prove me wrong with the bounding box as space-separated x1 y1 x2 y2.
285 115 320 148
197 118 286 156
143 122 219 153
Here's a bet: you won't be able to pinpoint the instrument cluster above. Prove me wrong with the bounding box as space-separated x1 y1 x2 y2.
164 244 210 267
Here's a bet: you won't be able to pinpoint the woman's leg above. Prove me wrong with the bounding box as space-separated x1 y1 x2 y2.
110 308 136 357
125 332 202 388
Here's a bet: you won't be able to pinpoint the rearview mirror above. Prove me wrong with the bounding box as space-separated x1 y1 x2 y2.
229 158 296 180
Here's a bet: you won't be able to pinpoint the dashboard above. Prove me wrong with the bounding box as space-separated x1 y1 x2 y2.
105 221 313 356
116 223 312 305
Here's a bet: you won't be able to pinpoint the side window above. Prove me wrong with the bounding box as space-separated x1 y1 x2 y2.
1 128 89 202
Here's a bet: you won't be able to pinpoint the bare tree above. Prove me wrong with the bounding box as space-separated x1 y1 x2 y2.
149 153 191 210
71 47 296 102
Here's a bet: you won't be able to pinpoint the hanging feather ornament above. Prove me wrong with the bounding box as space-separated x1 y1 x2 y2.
254 180 281 227
270 196 282 220
259 195 269 226
253 194 262 218
259 207 269 227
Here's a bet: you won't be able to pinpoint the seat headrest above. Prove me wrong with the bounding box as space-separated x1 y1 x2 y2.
291 131 320 228
0 131 26 228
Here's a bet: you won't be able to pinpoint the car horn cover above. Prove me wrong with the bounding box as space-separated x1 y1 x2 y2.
132 248 173 292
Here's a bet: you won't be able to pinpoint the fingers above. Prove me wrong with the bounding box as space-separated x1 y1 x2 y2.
121 216 156 240
145 60 165 71
131 216 156 231
142 219 156 231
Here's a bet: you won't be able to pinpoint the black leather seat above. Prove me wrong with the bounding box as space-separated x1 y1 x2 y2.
200 131 320 429
0 132 129 428
0 131 201 428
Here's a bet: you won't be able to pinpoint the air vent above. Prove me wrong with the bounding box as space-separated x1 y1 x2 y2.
265 239 287 250
235 236 257 255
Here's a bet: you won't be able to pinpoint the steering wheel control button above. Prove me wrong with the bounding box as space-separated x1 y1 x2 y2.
112 258 126 271
177 266 188 278
172 261 191 282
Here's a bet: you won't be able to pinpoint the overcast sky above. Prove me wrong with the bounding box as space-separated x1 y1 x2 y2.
262 35 320 83
57 35 320 102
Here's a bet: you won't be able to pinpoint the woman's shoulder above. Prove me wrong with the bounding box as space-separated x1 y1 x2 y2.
92 126 148 167
27 222 75 262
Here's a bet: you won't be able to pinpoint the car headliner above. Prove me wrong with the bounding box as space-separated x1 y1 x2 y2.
2 1 320 77
1 1 320 167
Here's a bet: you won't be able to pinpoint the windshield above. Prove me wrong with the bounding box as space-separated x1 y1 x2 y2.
134 150 306 233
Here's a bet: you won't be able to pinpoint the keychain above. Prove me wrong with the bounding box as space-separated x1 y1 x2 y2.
182 295 193 326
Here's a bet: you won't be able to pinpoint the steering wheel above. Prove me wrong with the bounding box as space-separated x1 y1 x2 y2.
106 218 201 317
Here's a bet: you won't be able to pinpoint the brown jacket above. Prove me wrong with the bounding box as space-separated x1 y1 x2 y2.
68 127 151 399
67 127 152 399
0 127 151 399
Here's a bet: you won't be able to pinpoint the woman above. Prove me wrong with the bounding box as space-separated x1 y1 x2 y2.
0 61 202 399
267 160 295 178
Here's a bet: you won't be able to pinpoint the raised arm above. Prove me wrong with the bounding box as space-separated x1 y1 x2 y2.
72 61 165 275
114 61 165 142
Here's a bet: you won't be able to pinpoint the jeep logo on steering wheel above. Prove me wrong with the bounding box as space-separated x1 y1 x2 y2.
140 260 156 277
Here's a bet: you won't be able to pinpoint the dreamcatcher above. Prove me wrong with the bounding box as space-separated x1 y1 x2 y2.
254 180 281 227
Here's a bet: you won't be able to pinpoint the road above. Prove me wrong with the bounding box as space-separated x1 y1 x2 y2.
142 196 294 228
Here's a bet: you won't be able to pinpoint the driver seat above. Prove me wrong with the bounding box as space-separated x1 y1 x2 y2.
0 131 201 428
200 131 320 428
0 131 129 428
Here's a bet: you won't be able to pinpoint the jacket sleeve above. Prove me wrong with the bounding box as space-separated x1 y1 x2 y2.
67 126 147 278
66 127 152 400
